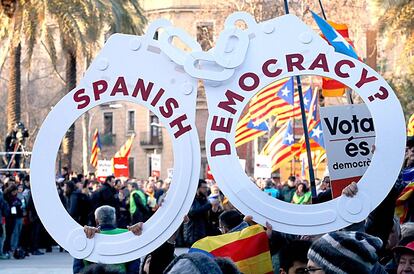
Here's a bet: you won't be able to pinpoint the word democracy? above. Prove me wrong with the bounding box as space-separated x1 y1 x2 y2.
209 52 389 157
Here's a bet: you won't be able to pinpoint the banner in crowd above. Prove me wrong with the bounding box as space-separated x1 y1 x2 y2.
254 155 272 178
189 224 273 274
320 104 375 198
113 157 129 178
151 153 161 178
96 160 113 182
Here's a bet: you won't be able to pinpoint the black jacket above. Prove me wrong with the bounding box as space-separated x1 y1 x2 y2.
68 190 90 226
184 194 212 246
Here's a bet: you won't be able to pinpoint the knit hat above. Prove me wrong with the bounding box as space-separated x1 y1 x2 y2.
307 231 383 274
163 252 223 274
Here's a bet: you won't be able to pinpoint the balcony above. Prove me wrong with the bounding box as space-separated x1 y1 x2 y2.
101 133 116 146
140 132 163 150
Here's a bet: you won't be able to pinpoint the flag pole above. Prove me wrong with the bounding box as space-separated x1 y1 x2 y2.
318 0 327 20
317 0 354 104
283 0 317 200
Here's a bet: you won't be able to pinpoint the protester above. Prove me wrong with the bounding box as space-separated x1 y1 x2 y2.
184 179 219 246
3 184 23 256
393 236 414 274
279 239 312 274
280 176 296 202
128 182 150 223
64 180 90 226
307 231 386 274
145 181 158 214
0 186 9 259
163 252 223 274
74 205 142 274
263 179 280 199
90 176 120 225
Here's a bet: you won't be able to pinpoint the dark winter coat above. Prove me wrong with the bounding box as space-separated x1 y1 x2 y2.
184 194 212 246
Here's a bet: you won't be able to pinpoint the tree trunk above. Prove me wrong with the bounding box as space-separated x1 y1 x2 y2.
7 43 21 133
61 49 76 171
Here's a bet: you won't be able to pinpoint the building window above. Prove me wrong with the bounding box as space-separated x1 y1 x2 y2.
128 110 135 132
103 112 113 134
102 112 114 145
150 113 161 142
128 157 134 178
197 23 214 51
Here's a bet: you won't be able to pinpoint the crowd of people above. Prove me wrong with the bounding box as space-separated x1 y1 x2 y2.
0 137 414 274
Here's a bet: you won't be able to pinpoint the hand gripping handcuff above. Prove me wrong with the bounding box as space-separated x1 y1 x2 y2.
31 13 405 263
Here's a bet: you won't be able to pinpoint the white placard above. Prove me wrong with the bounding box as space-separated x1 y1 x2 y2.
320 104 375 197
97 160 113 178
254 155 272 179
151 154 161 177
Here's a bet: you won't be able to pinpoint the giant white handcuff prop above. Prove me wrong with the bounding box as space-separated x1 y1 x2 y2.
30 13 406 263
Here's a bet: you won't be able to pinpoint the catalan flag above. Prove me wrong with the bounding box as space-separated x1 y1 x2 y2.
114 134 135 158
235 113 268 147
270 120 296 172
248 78 290 125
312 11 359 97
189 224 273 274
90 129 102 168
408 113 414 137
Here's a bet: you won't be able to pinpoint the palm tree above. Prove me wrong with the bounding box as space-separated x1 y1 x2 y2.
44 0 147 170
0 1 44 133
1 1 146 170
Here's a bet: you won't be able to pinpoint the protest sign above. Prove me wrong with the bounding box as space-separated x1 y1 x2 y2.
204 12 405 235
254 155 272 178
151 153 161 178
97 160 112 182
113 157 129 178
30 18 200 263
320 104 375 198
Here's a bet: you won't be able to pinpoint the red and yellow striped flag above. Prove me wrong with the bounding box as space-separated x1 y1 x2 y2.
396 182 414 223
408 113 414 137
189 224 273 274
90 129 101 168
114 134 135 158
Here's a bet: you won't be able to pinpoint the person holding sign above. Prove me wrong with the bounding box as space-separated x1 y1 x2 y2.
75 205 143 274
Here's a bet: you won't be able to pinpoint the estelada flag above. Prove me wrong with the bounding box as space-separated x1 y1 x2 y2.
189 224 273 274
312 11 359 97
